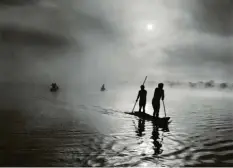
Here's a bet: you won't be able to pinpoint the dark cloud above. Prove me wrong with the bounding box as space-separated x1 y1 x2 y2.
162 41 233 80
0 0 120 84
164 45 232 67
0 0 37 6
189 0 233 36
0 25 71 47
1 0 233 83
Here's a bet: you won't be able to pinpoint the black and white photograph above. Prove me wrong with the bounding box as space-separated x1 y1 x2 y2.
0 0 233 167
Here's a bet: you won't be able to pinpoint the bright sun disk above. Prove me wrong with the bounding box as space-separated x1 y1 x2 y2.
147 23 154 31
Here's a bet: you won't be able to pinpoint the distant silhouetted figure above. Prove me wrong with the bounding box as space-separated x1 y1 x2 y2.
136 85 147 113
50 83 59 92
101 84 106 91
152 83 164 118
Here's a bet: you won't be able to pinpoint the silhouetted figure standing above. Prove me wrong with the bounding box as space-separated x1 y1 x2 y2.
136 85 147 113
101 84 106 91
50 83 59 92
152 83 164 118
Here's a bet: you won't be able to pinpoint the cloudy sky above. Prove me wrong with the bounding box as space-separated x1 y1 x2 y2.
0 0 232 86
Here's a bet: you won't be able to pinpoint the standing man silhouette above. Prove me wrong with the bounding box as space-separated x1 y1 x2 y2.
152 83 165 118
136 85 147 113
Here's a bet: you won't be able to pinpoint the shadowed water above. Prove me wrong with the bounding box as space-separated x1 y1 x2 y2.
0 83 233 166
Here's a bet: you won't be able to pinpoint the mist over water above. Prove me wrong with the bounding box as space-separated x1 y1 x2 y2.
0 0 132 90
1 83 233 166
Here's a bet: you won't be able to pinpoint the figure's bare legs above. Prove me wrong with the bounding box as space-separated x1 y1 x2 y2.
152 104 155 117
143 105 145 113
139 105 142 112
152 103 160 118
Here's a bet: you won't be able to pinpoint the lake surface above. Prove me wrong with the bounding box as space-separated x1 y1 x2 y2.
0 83 233 166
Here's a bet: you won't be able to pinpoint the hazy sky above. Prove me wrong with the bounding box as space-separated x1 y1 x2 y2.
0 0 232 85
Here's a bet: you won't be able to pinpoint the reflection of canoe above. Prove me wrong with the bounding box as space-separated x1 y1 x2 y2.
125 111 171 125
100 88 106 91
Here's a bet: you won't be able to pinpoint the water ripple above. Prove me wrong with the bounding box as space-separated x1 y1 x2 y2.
1 86 233 166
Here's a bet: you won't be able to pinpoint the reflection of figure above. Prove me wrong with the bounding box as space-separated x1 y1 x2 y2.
152 83 164 118
151 122 163 155
136 85 147 113
136 118 145 137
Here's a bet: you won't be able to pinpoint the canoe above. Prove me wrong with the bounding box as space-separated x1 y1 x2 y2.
50 87 59 92
125 111 171 125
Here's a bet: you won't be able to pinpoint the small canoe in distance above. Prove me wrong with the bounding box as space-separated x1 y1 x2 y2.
50 87 59 92
50 83 59 92
125 111 171 125
100 84 106 91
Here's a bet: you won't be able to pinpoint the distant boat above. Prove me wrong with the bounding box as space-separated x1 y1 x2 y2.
101 84 106 91
50 83 59 92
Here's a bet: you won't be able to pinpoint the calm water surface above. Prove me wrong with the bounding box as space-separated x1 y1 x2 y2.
0 84 233 166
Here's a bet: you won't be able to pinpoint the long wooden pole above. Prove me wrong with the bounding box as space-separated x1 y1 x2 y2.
131 76 147 113
162 100 167 117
